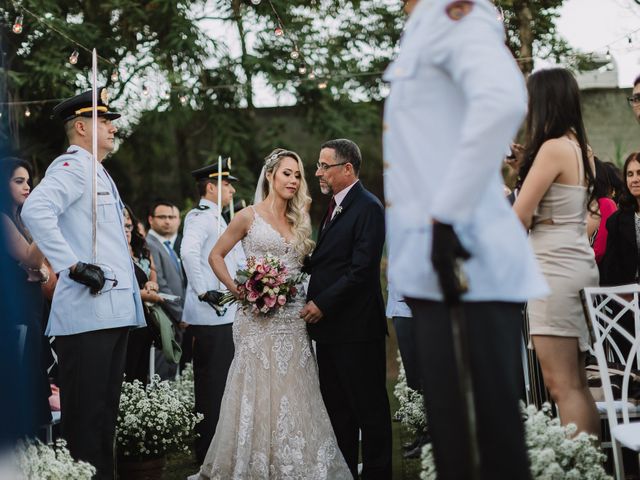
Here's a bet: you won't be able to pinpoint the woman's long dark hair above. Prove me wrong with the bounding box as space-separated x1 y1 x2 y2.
517 68 596 212
124 204 150 260
0 157 34 240
618 152 640 212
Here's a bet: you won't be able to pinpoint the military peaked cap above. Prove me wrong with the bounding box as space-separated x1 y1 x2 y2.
191 157 238 182
52 87 121 123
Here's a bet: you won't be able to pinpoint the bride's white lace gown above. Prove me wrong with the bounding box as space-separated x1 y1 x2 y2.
191 211 352 480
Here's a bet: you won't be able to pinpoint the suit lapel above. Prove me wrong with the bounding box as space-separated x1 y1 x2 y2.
315 182 362 250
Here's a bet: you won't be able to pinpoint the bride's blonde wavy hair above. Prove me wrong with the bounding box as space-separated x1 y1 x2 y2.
258 148 315 259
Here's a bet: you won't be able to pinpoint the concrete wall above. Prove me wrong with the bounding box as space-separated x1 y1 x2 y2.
581 87 639 165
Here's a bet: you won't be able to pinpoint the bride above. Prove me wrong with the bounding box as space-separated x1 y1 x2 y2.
190 149 352 479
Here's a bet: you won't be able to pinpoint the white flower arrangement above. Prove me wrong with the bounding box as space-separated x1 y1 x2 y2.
14 439 95 479
173 362 195 412
419 403 612 480
116 374 203 460
393 353 427 434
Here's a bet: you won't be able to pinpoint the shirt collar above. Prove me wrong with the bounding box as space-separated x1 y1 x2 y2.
199 198 219 213
334 180 359 207
148 229 177 245
68 144 92 159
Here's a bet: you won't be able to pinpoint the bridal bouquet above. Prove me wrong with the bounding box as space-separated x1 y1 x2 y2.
221 254 306 315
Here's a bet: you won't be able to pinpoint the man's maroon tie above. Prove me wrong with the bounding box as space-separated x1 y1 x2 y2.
323 197 336 230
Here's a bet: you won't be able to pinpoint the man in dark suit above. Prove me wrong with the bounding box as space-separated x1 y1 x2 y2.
146 200 186 379
300 138 392 480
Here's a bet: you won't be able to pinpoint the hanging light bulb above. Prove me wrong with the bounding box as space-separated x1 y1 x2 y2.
142 84 150 96
605 49 612 61
308 71 316 80
318 81 328 90
179 95 188 106
110 70 119 82
69 50 79 65
298 65 307 75
629 37 633 45
12 14 23 34
251 0 261 4
274 26 284 37
24 107 31 118
290 50 300 60
162 91 170 100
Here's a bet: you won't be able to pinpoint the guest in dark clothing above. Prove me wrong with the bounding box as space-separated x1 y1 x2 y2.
0 157 52 433
123 205 163 383
601 152 640 286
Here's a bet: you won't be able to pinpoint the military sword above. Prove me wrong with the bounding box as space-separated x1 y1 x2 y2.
91 49 98 264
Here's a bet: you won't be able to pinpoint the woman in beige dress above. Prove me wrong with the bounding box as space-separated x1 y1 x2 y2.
513 68 600 436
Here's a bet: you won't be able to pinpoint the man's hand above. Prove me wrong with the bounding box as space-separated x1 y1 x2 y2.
198 290 227 317
69 262 105 295
431 222 470 305
299 301 323 324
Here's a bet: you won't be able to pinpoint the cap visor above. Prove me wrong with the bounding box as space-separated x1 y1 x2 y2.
228 175 239 182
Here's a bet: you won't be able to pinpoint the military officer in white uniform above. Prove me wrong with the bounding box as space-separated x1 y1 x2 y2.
180 159 246 464
21 89 145 480
383 1 548 478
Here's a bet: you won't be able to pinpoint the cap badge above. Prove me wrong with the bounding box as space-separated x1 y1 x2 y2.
100 88 109 106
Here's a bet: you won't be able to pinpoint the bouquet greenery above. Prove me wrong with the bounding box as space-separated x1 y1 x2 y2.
116 375 203 460
14 439 95 479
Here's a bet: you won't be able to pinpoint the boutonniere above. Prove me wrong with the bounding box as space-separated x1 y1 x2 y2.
334 205 343 216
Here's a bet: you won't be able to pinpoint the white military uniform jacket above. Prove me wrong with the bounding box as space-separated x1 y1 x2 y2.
21 145 145 336
383 0 548 302
181 198 246 326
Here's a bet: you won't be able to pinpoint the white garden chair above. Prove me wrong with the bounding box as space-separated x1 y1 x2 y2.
581 284 640 480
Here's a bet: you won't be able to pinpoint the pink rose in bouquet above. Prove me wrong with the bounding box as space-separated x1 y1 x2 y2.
220 254 306 316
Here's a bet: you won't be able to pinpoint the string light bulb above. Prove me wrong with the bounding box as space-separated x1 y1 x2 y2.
12 14 24 34
605 49 612 60
298 65 307 75
251 0 261 4
318 81 328 89
290 50 300 60
274 26 284 37
69 50 79 65
308 71 316 80
179 95 188 106
629 37 633 45
24 107 31 118
110 70 119 82
142 84 149 96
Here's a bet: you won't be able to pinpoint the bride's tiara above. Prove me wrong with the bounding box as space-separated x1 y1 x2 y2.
264 149 295 168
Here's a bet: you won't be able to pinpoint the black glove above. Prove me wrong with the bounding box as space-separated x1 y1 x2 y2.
199 290 227 317
69 262 106 295
431 222 471 305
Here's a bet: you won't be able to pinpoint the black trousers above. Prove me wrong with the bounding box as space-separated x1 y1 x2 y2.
56 327 129 480
406 299 531 480
191 324 234 464
316 340 392 480
393 316 421 391
124 327 152 384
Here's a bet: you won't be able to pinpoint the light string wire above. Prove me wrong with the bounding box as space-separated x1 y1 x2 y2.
4 3 640 108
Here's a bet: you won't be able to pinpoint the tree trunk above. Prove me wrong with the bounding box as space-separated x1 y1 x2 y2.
515 1 534 75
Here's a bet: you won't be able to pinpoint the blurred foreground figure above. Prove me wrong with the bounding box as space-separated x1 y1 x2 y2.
383 1 548 478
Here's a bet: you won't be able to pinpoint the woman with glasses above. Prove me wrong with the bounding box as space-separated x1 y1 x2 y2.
513 68 600 436
123 205 163 383
0 157 52 435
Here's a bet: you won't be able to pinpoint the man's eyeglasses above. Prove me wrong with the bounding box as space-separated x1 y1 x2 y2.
94 264 119 295
627 95 640 106
316 161 349 171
